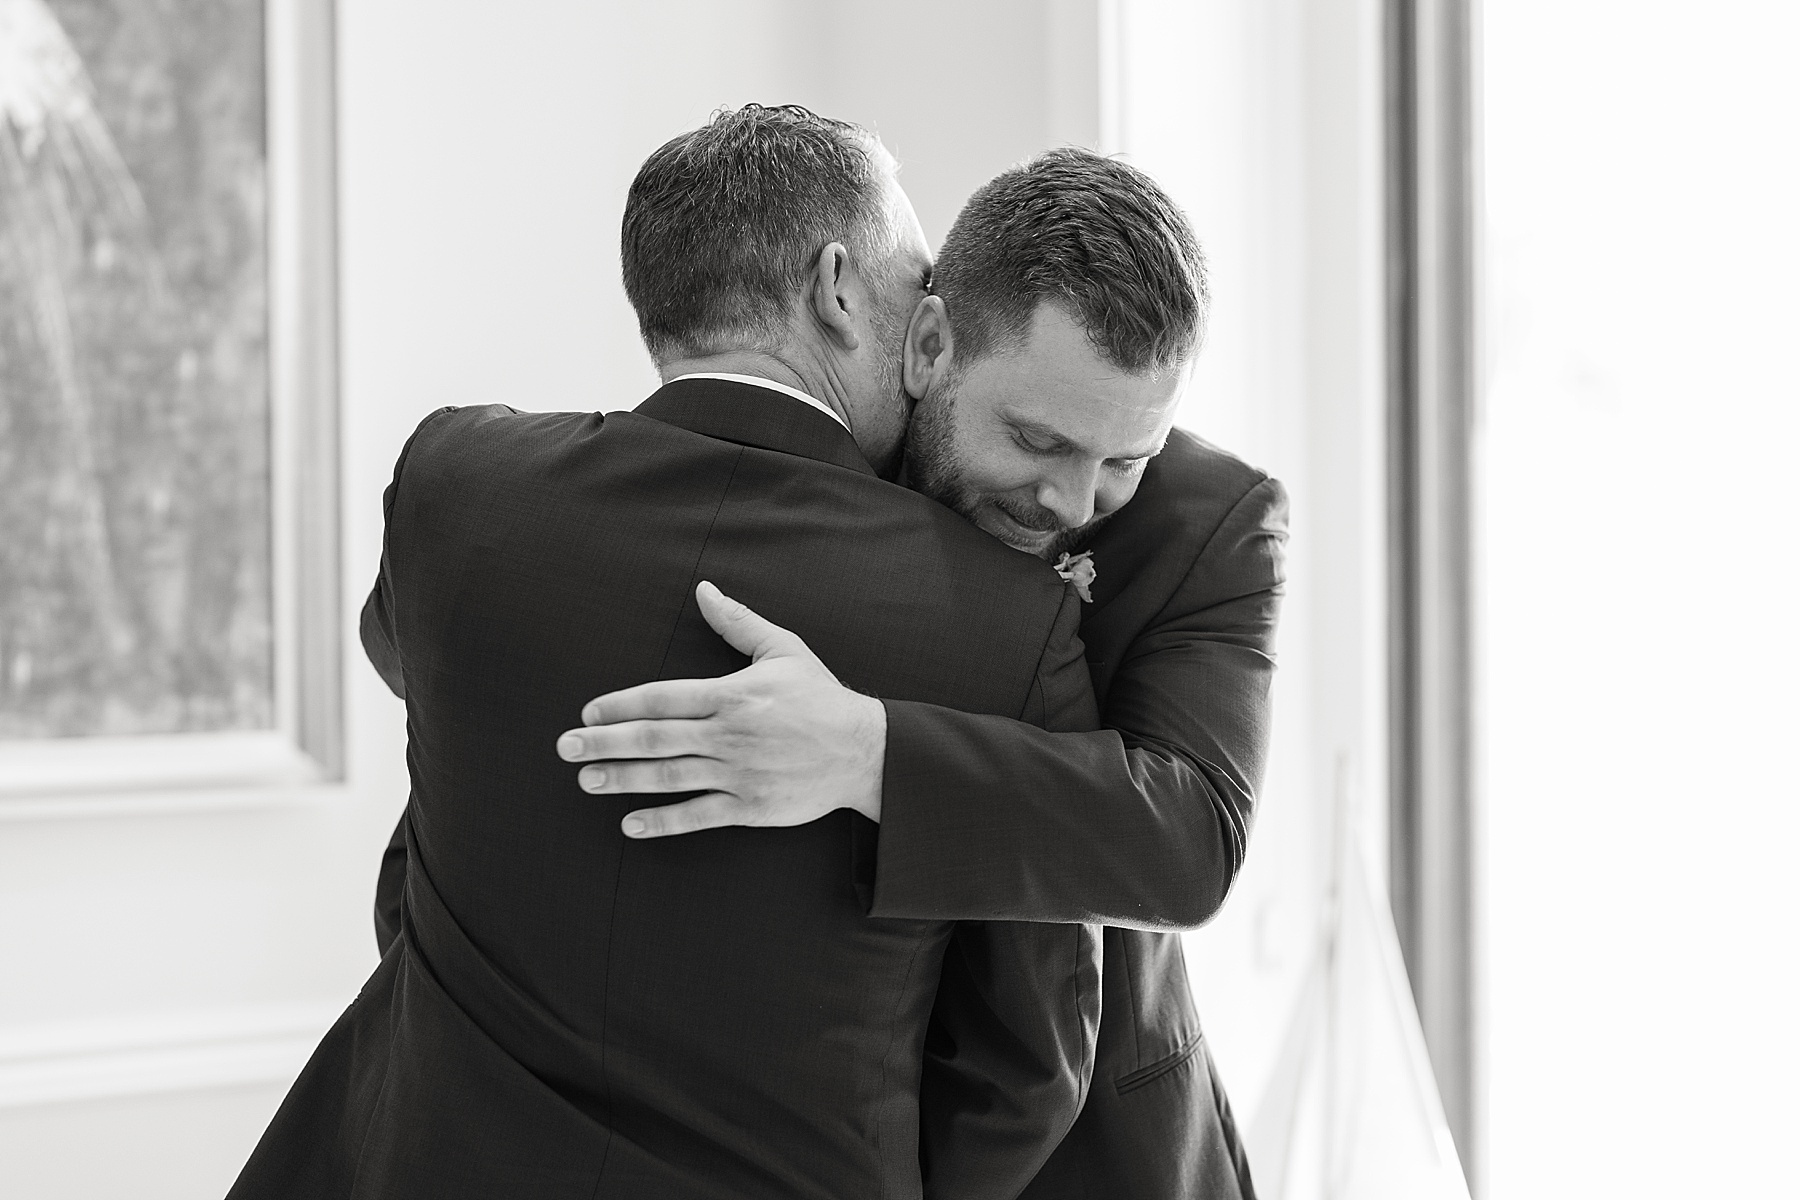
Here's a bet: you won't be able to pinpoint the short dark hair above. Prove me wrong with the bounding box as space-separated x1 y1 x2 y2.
932 148 1207 375
622 104 895 362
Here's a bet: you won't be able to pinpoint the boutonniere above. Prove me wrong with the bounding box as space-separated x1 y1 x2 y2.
1053 550 1097 603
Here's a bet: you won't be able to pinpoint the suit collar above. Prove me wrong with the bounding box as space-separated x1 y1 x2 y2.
666 372 851 433
635 377 878 478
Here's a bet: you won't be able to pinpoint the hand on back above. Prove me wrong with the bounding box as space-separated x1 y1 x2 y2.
556 581 886 837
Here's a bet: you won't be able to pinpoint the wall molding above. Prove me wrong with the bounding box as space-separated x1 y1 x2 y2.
0 778 347 824
0 1002 341 1109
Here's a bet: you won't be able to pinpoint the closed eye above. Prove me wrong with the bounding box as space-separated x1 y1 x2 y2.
1011 429 1066 456
1105 457 1149 476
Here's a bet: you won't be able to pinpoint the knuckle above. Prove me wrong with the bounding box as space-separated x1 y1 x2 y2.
636 724 661 755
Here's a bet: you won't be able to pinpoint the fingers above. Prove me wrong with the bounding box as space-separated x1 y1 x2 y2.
620 793 750 839
557 719 712 763
578 585 818 726
577 755 727 795
694 581 812 663
582 677 719 727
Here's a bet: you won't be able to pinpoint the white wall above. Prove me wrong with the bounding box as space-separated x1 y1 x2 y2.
346 0 1100 423
0 2 1108 1195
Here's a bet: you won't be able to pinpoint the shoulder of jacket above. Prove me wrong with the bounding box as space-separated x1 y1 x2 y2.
410 402 581 441
1155 427 1276 501
403 404 606 466
1118 430 1277 547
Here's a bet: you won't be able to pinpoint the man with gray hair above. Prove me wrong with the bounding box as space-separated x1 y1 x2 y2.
231 105 1108 1200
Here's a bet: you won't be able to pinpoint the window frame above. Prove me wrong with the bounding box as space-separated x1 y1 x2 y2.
1384 0 1481 1179
0 0 342 816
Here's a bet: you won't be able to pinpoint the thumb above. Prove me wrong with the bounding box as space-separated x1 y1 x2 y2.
695 581 812 662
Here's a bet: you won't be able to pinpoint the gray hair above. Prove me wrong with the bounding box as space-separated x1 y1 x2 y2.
621 104 900 363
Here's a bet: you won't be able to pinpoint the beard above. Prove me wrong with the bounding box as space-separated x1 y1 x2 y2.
904 382 1107 561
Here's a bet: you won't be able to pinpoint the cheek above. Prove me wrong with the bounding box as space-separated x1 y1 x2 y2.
1095 474 1144 516
954 425 1043 495
968 458 1049 499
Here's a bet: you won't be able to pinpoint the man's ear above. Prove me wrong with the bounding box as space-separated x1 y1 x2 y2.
902 295 953 400
807 242 861 352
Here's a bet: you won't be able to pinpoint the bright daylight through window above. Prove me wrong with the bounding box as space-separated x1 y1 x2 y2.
1480 3 1799 1196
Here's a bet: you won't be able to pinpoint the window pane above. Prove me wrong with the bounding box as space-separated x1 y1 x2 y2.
0 0 273 738
1481 3 1800 1196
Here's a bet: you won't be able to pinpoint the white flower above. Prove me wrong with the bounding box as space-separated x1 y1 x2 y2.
1052 551 1097 603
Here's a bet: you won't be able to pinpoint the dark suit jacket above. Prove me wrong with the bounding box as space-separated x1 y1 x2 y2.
229 379 1105 1200
876 431 1289 1199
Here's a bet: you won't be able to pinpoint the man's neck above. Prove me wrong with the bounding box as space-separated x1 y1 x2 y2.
659 351 853 428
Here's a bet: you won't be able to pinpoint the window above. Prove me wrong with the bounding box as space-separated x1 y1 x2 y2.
1480 3 1800 1195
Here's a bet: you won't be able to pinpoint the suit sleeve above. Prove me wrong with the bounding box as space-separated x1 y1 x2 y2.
358 410 455 701
361 582 404 700
874 477 1289 931
364 407 456 952
374 811 408 956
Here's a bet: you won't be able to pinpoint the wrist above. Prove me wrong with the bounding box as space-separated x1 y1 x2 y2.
847 693 886 823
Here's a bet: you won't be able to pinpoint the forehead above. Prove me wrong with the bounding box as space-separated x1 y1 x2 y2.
962 305 1186 455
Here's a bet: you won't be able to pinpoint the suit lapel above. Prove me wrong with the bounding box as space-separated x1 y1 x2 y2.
635 378 878 478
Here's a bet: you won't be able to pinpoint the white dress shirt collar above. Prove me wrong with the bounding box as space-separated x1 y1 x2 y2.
668 372 852 433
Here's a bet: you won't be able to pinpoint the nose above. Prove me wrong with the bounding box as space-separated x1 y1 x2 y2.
1035 462 1100 531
